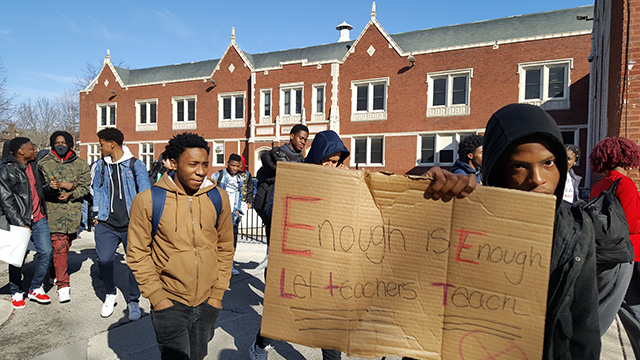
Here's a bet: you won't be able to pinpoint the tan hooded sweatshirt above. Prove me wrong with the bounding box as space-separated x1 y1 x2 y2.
126 172 235 307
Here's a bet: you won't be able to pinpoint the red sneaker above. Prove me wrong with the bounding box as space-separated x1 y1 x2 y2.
28 287 51 304
11 293 25 309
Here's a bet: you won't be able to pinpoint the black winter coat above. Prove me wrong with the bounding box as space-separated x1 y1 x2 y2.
0 155 48 227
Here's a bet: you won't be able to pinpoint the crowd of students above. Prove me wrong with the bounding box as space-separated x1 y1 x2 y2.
3 102 640 360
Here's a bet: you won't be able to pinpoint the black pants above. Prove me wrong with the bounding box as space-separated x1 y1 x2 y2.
151 300 221 360
256 330 341 359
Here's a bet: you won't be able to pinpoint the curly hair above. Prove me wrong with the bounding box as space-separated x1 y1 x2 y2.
163 133 210 161
458 134 484 160
50 131 74 148
589 137 640 174
566 144 581 161
96 128 124 146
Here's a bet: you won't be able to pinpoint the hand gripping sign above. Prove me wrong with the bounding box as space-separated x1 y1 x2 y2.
261 162 554 359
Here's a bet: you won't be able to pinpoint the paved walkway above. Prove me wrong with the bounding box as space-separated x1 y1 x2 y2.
0 231 634 359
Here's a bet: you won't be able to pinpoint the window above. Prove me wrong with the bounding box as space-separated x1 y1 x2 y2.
213 141 225 166
352 136 384 166
172 96 197 130
427 69 472 117
97 103 116 128
418 132 477 166
136 99 158 131
260 89 272 123
280 83 303 124
311 84 326 122
218 92 245 128
518 59 572 110
88 144 101 165
139 143 154 170
351 78 388 121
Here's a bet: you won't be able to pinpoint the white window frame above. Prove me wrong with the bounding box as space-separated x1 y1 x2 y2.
212 141 225 166
218 91 246 128
172 96 197 130
518 59 572 110
87 143 101 165
426 69 472 117
417 132 479 166
311 83 326 122
260 89 272 124
350 77 388 121
135 99 158 131
351 136 385 167
139 143 155 171
279 83 304 124
97 103 116 129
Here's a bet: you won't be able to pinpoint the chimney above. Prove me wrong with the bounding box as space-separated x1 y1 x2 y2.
336 21 353 42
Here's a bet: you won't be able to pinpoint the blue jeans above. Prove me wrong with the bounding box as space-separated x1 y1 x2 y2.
151 300 221 360
94 223 140 302
9 218 52 295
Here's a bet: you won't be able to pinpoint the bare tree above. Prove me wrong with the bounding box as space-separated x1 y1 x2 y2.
0 62 16 126
16 94 78 150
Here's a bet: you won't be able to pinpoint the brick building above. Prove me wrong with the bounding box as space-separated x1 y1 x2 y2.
79 4 594 177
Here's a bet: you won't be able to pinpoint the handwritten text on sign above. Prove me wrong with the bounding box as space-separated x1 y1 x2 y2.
261 162 555 359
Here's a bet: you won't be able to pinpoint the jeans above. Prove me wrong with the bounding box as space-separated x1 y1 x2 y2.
94 223 140 302
620 262 640 359
8 218 52 294
151 300 221 360
51 233 76 289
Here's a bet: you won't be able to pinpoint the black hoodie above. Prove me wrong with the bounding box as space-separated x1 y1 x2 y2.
482 104 599 359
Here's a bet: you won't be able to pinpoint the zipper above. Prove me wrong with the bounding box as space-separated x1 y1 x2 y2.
190 197 199 302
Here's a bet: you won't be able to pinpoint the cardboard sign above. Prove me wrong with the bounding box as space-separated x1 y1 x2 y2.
262 162 555 359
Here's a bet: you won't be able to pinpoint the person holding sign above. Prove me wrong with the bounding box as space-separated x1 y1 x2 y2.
0 137 53 309
249 130 347 360
127 133 235 360
426 103 600 360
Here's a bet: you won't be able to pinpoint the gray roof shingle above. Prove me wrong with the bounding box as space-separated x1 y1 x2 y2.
111 5 593 87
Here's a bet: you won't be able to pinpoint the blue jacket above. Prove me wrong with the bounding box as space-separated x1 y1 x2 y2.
450 159 482 184
92 146 151 221
214 169 243 222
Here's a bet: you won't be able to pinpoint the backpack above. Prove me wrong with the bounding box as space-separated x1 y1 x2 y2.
150 186 222 237
584 178 635 268
99 157 139 192
253 166 274 218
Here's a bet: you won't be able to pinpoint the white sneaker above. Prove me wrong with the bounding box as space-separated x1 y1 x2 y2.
231 266 240 276
248 341 270 360
128 302 141 321
101 293 118 318
57 287 70 303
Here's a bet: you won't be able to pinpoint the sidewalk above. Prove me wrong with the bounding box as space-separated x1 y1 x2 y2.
0 231 634 359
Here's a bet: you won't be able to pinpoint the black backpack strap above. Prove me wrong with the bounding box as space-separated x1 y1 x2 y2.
151 186 166 238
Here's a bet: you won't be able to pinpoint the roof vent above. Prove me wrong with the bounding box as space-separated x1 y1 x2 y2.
336 21 353 42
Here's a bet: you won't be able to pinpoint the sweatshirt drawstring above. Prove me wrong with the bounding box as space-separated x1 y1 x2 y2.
117 164 123 200
109 165 114 213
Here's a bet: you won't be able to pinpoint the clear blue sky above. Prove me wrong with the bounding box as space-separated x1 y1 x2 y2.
0 0 593 103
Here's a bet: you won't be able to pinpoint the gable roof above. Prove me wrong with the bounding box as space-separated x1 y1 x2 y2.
96 5 593 88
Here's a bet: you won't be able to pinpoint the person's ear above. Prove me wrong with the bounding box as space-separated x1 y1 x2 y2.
169 158 177 170
467 153 473 160
290 133 295 141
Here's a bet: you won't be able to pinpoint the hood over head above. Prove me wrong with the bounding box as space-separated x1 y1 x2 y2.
481 103 567 208
304 130 349 165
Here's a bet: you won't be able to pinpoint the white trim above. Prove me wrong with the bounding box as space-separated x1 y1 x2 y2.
138 142 155 170
517 58 573 110
96 102 117 130
172 95 197 130
426 68 473 117
350 77 389 122
311 83 326 121
212 140 226 166
135 98 158 132
218 91 246 128
416 131 480 166
259 88 273 124
279 83 304 124
350 135 385 167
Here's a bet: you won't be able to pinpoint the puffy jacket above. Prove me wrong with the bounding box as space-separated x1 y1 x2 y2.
482 103 600 359
92 146 150 220
39 150 91 234
0 155 48 227
127 173 235 307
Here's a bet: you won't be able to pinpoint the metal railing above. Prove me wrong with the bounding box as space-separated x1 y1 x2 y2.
238 208 267 243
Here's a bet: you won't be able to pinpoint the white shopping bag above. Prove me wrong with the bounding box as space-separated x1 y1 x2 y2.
0 225 31 267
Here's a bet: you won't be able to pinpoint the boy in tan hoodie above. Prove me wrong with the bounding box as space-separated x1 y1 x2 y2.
127 133 235 360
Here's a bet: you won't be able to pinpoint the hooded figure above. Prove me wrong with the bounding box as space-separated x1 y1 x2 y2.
305 130 350 166
481 104 599 359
